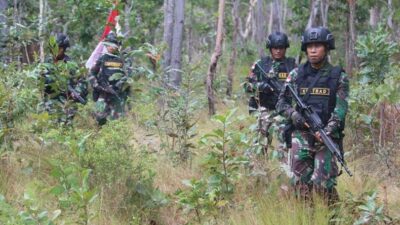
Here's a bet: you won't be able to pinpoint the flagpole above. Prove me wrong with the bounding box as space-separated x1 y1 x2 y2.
85 2 119 69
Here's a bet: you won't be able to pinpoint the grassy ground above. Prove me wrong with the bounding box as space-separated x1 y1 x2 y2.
1 53 399 225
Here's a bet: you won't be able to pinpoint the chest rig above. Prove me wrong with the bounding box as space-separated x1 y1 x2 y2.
295 63 343 125
256 56 296 109
98 53 124 86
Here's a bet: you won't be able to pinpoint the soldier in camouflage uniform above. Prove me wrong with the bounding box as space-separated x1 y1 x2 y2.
89 32 129 125
42 33 88 125
244 32 296 160
276 27 349 203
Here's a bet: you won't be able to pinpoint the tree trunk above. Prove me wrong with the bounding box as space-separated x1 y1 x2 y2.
206 0 225 116
163 0 174 70
0 0 6 23
187 0 194 63
306 0 329 28
38 0 45 63
226 0 239 97
238 0 257 40
307 0 316 28
386 0 398 41
254 0 266 57
124 0 133 37
170 0 185 88
0 0 7 62
320 0 329 27
271 0 282 32
369 6 380 28
282 0 287 32
346 0 357 76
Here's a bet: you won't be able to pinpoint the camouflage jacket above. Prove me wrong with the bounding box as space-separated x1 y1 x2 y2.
244 56 296 110
276 60 349 138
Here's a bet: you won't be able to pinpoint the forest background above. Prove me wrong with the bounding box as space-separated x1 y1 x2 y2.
0 0 400 224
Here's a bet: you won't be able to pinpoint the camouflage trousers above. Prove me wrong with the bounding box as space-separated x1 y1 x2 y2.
258 108 288 161
289 130 339 202
94 95 126 125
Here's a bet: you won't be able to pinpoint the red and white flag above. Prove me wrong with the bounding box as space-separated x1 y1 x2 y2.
85 3 120 69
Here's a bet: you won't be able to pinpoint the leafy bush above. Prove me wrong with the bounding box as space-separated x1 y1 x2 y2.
176 109 249 223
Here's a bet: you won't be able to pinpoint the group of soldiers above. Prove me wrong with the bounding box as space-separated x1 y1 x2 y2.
41 32 130 126
42 26 348 204
245 26 349 204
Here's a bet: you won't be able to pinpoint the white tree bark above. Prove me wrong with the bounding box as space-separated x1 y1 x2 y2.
163 0 174 70
238 0 257 40
369 6 380 28
226 0 239 97
271 0 283 32
206 0 225 116
255 0 266 57
306 0 329 28
282 0 287 32
320 0 329 27
307 0 317 28
346 0 357 76
124 0 133 37
39 0 46 63
0 0 6 23
0 0 7 62
170 0 185 88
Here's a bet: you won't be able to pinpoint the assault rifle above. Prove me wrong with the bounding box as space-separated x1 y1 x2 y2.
285 84 353 177
99 82 121 101
68 84 86 104
255 62 283 97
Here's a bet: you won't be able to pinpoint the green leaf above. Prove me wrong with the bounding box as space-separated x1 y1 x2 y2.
360 114 373 125
212 115 226 124
50 186 65 196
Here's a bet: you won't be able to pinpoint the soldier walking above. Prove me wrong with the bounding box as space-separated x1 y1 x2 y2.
42 33 88 125
89 32 130 125
277 27 349 203
244 32 296 161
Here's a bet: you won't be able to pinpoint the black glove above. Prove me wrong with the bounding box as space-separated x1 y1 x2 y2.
291 111 307 129
256 82 273 93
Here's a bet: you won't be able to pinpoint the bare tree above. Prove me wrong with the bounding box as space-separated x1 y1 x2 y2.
0 0 7 62
271 0 283 32
0 0 6 23
254 0 266 57
346 0 357 76
386 0 398 41
170 0 185 88
320 0 329 27
38 0 46 63
282 0 288 31
124 0 133 37
187 0 194 63
163 0 174 70
238 0 257 40
226 0 239 97
369 6 380 28
306 0 329 28
206 0 225 116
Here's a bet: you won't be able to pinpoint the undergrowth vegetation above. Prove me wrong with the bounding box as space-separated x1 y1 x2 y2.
1 25 400 225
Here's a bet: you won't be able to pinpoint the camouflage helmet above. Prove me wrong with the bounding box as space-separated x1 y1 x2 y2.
56 33 70 48
301 27 335 51
266 32 290 49
102 32 121 47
